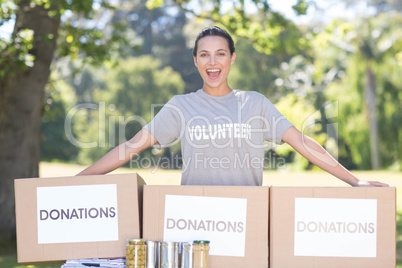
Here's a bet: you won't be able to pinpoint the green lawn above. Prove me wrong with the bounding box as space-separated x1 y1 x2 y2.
398 212 402 267
1 163 401 268
0 255 59 268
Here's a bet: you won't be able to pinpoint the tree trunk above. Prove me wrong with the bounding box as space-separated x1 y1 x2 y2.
365 66 380 170
0 1 60 245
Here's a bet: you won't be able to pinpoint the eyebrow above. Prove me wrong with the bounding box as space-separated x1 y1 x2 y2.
198 48 228 54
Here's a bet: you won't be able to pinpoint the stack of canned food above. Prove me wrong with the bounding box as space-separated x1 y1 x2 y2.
126 239 210 268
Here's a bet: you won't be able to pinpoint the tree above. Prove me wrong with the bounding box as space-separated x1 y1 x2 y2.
274 93 326 170
110 0 202 93
76 56 184 165
41 73 80 162
271 53 345 169
318 13 402 169
0 0 127 245
0 0 60 244
148 0 311 56
228 37 283 101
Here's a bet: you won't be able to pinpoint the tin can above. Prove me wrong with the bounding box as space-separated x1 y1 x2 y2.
192 240 210 268
159 242 179 268
180 242 193 268
126 239 147 268
146 241 159 268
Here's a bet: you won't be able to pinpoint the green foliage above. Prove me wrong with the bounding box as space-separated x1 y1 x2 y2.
99 55 184 119
292 0 313 15
274 93 326 170
376 59 402 169
40 73 80 162
76 55 185 164
0 0 130 79
146 0 310 56
326 78 373 169
109 0 200 93
54 0 132 66
145 0 164 10
0 28 35 78
228 38 279 99
320 13 402 169
0 2 43 76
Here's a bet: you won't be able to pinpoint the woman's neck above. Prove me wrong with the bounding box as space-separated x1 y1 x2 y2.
202 85 232 97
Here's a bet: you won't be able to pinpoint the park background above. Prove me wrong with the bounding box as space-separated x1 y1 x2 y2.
0 0 401 267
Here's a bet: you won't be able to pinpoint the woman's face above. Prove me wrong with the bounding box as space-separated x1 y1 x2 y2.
193 35 236 95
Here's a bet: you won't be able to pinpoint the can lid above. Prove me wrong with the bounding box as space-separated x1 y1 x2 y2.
193 240 210 244
128 239 145 245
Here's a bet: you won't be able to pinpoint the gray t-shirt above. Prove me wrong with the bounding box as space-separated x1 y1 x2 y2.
144 89 293 186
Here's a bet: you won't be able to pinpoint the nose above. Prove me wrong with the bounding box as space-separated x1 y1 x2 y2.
209 55 216 65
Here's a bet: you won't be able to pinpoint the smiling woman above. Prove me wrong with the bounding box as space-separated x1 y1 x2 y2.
192 27 236 96
77 26 388 188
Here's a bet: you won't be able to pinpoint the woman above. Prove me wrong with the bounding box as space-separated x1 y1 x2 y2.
78 26 388 187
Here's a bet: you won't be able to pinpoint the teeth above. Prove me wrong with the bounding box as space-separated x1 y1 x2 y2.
207 69 220 73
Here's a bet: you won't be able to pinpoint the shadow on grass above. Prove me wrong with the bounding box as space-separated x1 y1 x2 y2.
0 254 59 268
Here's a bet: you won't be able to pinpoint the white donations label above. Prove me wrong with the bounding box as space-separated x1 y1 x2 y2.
163 195 247 257
294 198 377 257
37 184 119 244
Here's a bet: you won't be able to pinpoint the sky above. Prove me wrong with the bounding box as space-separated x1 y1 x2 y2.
0 20 13 39
270 0 374 24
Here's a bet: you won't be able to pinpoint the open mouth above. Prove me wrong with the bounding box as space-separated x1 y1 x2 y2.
207 69 221 78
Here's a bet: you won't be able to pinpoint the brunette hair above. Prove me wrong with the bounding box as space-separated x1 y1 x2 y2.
193 26 235 57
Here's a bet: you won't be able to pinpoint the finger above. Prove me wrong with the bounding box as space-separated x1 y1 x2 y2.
355 180 389 187
373 181 388 187
368 181 389 187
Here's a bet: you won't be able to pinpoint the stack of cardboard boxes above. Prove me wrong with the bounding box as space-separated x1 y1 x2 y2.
14 173 396 267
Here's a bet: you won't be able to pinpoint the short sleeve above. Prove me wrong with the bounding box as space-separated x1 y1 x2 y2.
143 96 183 149
261 97 293 144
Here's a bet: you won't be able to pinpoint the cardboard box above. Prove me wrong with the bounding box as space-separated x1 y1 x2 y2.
14 173 145 265
143 185 269 268
269 187 396 268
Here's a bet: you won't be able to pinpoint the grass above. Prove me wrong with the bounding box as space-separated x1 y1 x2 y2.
398 212 402 267
0 255 59 268
1 162 401 267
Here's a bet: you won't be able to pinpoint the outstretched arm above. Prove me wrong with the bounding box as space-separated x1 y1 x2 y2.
281 126 388 187
77 128 157 176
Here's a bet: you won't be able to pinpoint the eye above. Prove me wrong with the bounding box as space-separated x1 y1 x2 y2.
217 52 226 56
200 53 208 57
